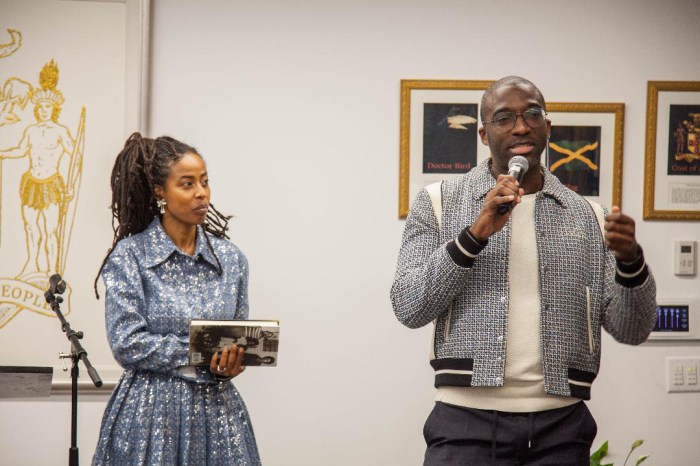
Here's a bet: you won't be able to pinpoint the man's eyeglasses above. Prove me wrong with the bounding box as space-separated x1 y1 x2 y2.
483 107 547 133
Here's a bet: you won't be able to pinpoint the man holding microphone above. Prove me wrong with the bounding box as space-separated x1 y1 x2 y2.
391 76 656 465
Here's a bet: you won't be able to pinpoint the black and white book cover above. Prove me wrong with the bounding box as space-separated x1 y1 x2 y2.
189 319 280 367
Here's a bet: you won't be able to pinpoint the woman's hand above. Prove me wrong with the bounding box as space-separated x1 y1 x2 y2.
209 344 246 379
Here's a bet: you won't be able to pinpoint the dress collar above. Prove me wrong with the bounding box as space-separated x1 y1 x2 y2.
142 218 219 269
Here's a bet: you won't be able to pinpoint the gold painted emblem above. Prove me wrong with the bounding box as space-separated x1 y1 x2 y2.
0 41 86 328
675 113 700 163
0 29 22 59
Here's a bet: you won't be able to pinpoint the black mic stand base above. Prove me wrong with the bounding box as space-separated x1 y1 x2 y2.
61 352 81 466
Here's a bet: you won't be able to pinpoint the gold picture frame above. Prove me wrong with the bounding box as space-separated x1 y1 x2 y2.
399 79 493 219
547 102 625 209
643 81 700 221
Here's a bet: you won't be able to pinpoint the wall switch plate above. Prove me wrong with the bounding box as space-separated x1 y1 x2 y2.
674 240 697 276
667 357 700 392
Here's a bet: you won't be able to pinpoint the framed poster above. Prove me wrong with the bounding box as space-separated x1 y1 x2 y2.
643 81 700 220
0 0 151 393
399 79 494 218
546 102 625 209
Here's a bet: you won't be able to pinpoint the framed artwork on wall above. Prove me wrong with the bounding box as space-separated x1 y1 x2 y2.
546 102 625 209
399 79 493 219
0 0 151 394
643 81 700 220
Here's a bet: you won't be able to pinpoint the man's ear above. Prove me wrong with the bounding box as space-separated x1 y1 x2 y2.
478 126 489 146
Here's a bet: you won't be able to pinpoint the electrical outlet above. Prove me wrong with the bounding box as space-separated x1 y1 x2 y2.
667 357 700 392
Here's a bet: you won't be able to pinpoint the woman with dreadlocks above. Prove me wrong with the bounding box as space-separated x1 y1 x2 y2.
92 133 260 465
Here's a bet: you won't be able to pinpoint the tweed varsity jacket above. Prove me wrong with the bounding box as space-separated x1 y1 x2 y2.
391 159 657 400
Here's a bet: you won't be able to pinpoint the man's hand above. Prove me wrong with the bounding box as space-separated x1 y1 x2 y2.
470 174 523 241
604 206 640 262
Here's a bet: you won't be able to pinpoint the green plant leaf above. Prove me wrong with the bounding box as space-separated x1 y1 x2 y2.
594 441 609 456
590 440 609 466
636 454 650 465
630 439 644 450
624 439 647 466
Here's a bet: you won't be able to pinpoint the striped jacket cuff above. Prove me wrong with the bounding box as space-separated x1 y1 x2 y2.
568 367 596 400
430 358 474 388
615 246 648 288
446 227 488 268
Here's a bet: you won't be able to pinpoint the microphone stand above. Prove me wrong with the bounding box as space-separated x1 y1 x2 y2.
45 274 103 466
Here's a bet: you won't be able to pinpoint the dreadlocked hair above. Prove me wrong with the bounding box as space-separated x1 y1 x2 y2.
94 132 233 298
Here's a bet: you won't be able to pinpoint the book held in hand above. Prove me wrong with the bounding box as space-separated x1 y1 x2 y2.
189 319 280 367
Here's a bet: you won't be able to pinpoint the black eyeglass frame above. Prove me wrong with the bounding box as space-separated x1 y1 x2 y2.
482 107 549 133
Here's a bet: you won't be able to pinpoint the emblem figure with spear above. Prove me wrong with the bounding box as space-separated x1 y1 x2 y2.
0 59 85 281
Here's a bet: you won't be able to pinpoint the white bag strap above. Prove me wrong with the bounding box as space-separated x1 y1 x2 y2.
425 181 444 361
425 181 443 229
584 197 605 236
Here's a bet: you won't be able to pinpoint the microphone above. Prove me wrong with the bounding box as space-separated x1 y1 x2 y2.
496 156 529 215
49 273 67 295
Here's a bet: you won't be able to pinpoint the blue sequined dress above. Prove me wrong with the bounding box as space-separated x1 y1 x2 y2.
92 219 261 465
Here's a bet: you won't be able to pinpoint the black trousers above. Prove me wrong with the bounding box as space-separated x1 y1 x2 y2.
423 401 597 466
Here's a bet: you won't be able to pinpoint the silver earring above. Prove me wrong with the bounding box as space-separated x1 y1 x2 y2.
157 199 166 214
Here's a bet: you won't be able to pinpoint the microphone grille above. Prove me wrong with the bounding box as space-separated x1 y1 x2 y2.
509 155 529 172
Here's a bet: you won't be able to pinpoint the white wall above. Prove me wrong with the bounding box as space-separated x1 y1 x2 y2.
2 0 699 464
